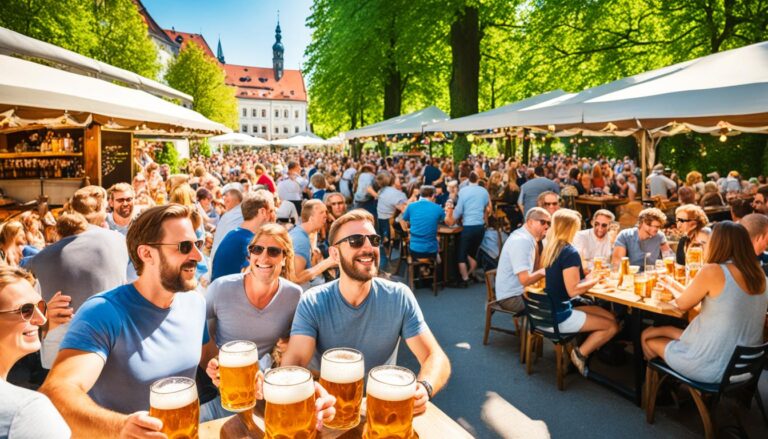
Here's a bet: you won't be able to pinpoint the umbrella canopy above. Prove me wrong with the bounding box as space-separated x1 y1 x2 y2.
344 106 449 140
271 134 330 147
208 132 269 146
0 54 230 135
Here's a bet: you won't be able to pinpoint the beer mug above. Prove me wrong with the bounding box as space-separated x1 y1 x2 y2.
319 348 364 429
674 263 687 284
633 274 647 298
219 340 259 412
363 365 417 439
263 366 316 439
149 377 199 439
592 257 604 272
663 256 675 275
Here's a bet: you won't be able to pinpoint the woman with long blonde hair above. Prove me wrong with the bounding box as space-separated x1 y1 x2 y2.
642 221 768 383
0 222 26 267
541 209 619 376
201 223 302 421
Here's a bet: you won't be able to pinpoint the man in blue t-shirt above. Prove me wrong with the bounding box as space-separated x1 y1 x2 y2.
290 200 338 290
446 172 491 287
40 205 210 437
401 185 445 258
612 207 672 269
211 190 276 281
283 209 451 416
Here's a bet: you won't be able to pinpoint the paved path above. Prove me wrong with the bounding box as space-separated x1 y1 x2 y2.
393 276 768 438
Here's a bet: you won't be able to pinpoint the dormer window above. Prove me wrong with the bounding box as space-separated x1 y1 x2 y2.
175 35 183 43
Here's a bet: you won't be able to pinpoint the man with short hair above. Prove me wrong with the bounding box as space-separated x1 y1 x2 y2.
647 164 677 199
290 199 337 289
400 185 445 259
323 192 348 221
40 205 208 437
518 166 560 215
211 190 276 281
612 207 672 268
495 208 550 312
740 213 768 275
573 209 615 263
105 183 135 235
730 198 754 223
283 209 451 415
375 172 408 268
751 186 768 214
28 185 129 368
277 161 306 213
537 191 560 215
210 183 244 260
445 172 491 287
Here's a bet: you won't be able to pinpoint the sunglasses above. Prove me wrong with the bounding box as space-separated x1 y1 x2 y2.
676 218 696 223
329 201 346 207
147 240 204 254
543 202 559 207
334 234 381 248
537 219 551 227
594 222 610 229
0 299 47 321
249 245 284 258
114 197 134 204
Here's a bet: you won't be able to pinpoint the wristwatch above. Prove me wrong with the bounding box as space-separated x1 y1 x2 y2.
417 379 434 400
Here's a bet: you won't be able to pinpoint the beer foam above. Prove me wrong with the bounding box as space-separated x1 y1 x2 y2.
366 368 416 402
320 351 364 384
150 381 198 410
264 368 315 405
219 341 259 368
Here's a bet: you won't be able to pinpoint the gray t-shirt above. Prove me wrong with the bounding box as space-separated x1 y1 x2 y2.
354 172 375 203
291 278 428 374
615 227 666 268
518 177 560 214
376 187 407 219
0 380 70 439
206 273 302 357
104 213 129 235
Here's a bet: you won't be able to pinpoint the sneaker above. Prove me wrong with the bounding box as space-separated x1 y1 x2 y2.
457 279 470 288
570 346 589 377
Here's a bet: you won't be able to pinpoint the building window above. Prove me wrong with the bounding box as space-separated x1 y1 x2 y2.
261 126 267 133
252 109 257 117
295 126 300 133
252 125 258 133
275 110 279 118
295 110 299 119
284 110 289 118
241 125 247 133
274 127 279 133
242 108 247 117
261 109 267 118
283 126 288 134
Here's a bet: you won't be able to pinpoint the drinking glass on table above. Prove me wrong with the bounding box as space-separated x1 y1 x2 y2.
263 366 317 439
149 377 199 439
219 340 259 412
633 274 648 298
364 366 417 439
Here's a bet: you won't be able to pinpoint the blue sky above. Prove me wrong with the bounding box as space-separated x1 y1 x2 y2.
143 0 314 70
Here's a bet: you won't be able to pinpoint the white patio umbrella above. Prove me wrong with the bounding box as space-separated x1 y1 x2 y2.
271 134 330 147
207 132 269 147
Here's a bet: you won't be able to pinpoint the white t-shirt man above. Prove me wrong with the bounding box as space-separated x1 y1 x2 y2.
573 228 612 263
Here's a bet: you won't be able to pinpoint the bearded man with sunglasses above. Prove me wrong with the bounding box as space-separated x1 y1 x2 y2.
573 209 616 263
41 204 210 438
282 209 451 415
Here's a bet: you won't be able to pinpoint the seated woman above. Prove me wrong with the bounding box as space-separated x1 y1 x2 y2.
674 204 711 266
541 209 620 376
201 224 301 421
0 266 70 438
641 221 768 383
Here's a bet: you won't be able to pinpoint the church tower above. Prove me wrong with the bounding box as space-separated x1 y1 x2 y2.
272 17 284 82
216 36 225 63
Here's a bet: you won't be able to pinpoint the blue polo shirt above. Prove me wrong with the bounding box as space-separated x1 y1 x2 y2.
402 199 445 254
453 184 489 226
289 226 313 268
211 227 254 281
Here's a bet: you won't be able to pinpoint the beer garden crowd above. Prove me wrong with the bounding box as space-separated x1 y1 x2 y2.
1 143 768 437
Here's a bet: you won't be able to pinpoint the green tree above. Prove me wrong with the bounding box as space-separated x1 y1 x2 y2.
0 0 159 79
164 43 238 129
154 142 180 174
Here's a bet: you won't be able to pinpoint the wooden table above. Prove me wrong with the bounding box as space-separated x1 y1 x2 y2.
438 225 462 286
703 205 731 222
575 195 629 219
200 400 472 438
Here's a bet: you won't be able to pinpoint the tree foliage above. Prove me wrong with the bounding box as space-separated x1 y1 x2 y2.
154 142 180 174
164 43 239 129
0 0 159 79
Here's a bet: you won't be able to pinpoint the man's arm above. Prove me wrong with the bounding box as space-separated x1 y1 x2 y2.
280 334 317 369
40 350 160 438
293 255 337 286
611 245 627 267
517 268 545 286
405 329 451 415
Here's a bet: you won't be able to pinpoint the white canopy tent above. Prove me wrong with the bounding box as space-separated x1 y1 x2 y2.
0 54 230 135
270 134 331 147
344 106 449 140
208 132 269 147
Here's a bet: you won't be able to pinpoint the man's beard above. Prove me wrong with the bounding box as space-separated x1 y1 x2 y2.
116 205 133 219
339 250 378 282
158 251 198 292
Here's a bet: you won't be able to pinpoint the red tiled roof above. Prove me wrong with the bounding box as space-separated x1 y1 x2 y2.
223 64 307 102
133 0 177 47
163 29 216 60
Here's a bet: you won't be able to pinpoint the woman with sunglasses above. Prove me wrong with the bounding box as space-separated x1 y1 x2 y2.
673 205 711 266
201 223 301 421
0 266 70 438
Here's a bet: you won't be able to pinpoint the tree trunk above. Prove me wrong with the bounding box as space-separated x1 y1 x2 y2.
504 135 513 158
522 129 531 164
449 5 480 120
383 62 403 120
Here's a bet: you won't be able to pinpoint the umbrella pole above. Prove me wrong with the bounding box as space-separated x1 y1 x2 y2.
639 130 648 199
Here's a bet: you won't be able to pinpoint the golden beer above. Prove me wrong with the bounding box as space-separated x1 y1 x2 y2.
620 257 630 278
663 257 675 275
686 244 703 266
219 340 259 412
593 257 604 272
644 270 656 297
633 274 647 298
687 265 700 282
319 348 364 429
149 377 199 439
263 367 316 439
674 264 686 284
363 366 417 439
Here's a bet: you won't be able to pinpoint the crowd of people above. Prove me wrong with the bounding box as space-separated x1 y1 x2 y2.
1 145 767 437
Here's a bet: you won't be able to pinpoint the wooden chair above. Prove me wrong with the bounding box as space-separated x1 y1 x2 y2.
392 218 410 275
405 253 440 295
483 270 526 362
522 291 580 390
644 343 768 439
